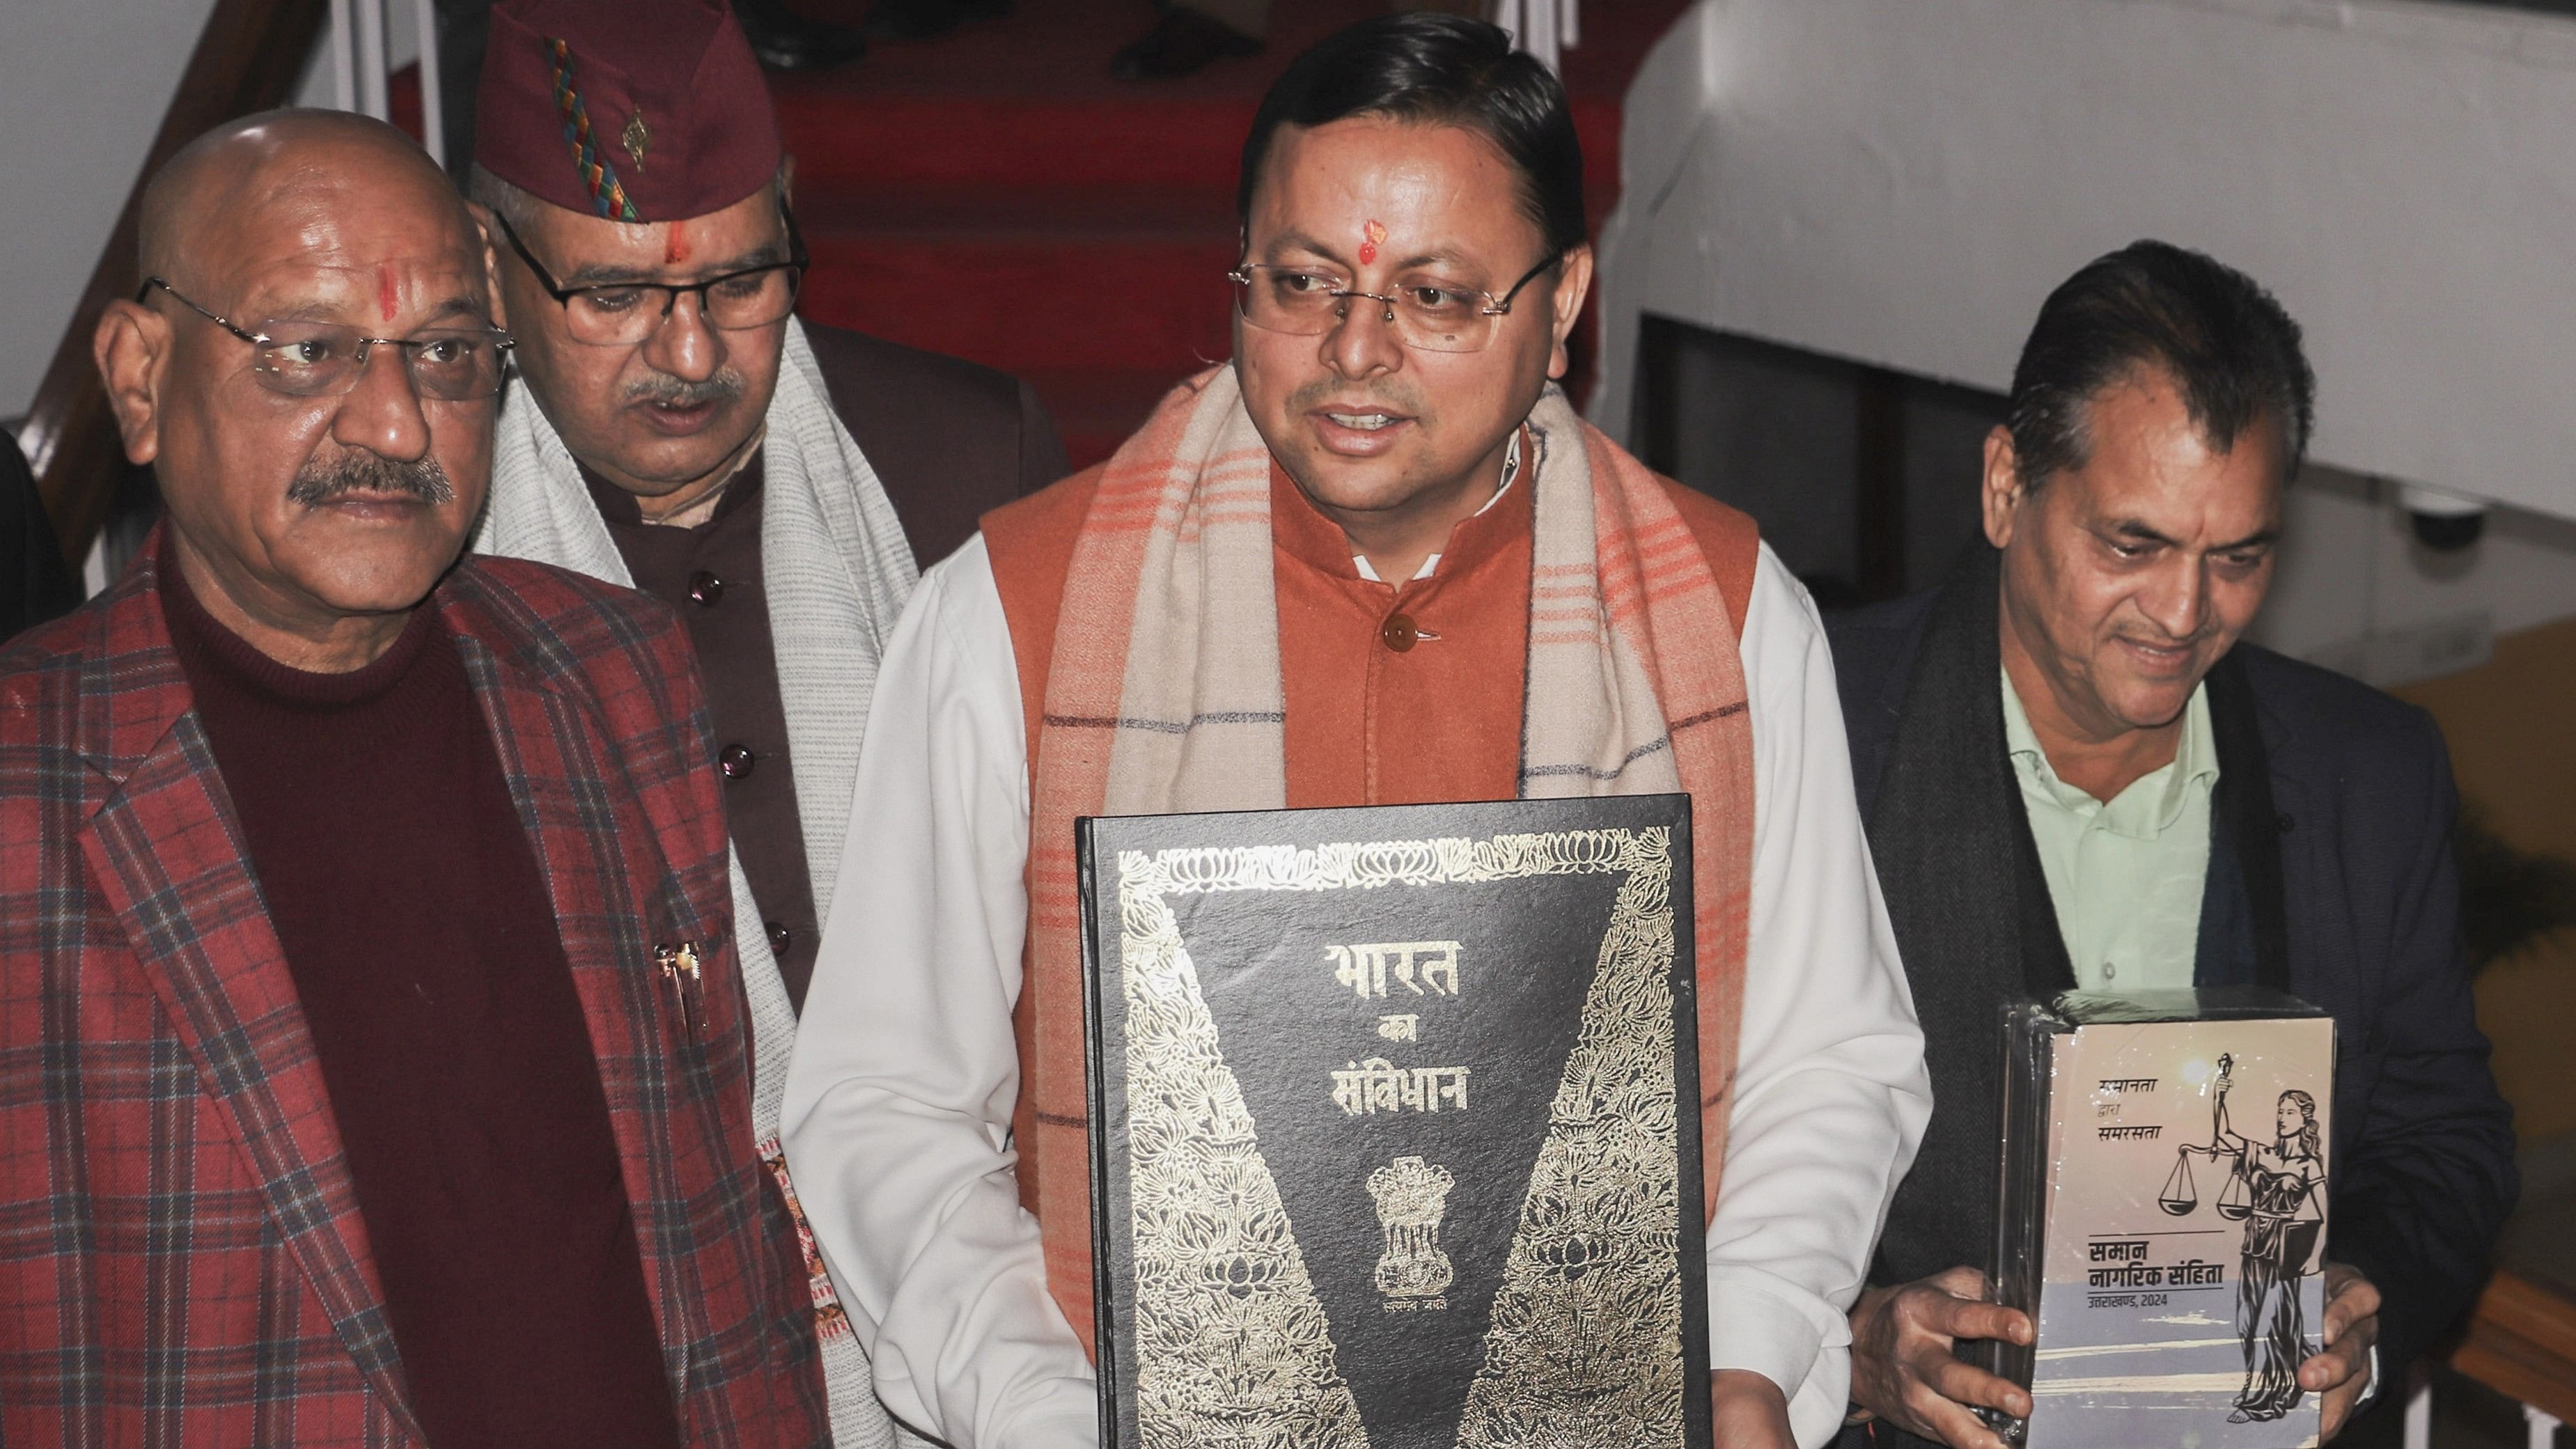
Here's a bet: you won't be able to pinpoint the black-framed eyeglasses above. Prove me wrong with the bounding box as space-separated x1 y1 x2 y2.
1226 251 1563 354
493 205 810 346
137 276 515 400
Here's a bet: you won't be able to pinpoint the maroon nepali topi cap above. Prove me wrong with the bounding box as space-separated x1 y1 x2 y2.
474 0 781 224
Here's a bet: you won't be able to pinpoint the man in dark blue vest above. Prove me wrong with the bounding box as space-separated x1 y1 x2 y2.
1829 240 2517 1448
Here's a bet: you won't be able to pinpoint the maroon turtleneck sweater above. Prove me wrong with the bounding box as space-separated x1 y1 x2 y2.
161 551 682 1449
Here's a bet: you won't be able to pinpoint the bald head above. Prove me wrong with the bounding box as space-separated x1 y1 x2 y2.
139 109 471 295
99 107 504 673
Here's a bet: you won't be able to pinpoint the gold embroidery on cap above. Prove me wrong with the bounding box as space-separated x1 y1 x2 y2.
623 110 650 171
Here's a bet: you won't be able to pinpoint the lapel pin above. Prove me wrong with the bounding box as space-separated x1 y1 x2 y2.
655 939 706 1037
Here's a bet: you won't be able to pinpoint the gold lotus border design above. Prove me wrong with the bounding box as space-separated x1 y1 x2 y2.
1112 827 1685 1449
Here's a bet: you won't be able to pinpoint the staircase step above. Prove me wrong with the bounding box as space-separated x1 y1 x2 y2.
780 93 1259 196
1018 367 1204 472
800 228 1238 377
778 87 1624 208
763 0 1686 467
795 185 1238 245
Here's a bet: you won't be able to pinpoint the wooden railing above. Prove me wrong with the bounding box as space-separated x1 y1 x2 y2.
2449 1268 2576 1444
18 0 328 574
2405 1166 2576 1449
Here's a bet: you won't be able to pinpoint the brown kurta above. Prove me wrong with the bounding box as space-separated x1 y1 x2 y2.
587 457 822 1003
584 320 1070 1008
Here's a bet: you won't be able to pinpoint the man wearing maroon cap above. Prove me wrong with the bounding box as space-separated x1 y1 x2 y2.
467 8 1063 1438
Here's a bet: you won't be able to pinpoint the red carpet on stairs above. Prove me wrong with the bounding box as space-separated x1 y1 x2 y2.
771 0 1692 470
396 4 1695 469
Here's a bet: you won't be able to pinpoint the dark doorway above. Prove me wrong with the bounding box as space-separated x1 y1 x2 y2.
1633 313 2007 609
2451 0 2576 14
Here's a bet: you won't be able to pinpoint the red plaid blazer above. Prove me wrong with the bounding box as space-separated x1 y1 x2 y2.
0 540 829 1446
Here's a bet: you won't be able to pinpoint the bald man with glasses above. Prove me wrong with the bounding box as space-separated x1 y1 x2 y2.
0 109 832 1447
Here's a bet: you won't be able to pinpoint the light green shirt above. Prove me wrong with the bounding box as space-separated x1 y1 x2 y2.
2001 667 2219 992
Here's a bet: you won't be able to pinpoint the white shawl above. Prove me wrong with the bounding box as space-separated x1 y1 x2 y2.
476 318 918 1448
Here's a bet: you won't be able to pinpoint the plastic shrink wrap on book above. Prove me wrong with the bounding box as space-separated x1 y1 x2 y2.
1983 988 2334 1449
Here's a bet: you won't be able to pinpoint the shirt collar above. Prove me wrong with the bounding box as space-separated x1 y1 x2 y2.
2001 665 2220 839
1352 430 1524 583
579 427 767 531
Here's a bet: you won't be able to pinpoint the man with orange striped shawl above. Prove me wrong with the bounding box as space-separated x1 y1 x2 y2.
783 15 1930 1449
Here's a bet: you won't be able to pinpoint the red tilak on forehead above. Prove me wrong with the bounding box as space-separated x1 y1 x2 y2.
1359 219 1387 265
664 220 692 267
376 265 398 324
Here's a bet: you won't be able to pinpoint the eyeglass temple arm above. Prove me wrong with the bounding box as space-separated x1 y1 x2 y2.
1488 253 1566 315
138 277 267 344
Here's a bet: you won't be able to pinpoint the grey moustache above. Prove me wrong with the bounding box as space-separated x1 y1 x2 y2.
288 453 457 507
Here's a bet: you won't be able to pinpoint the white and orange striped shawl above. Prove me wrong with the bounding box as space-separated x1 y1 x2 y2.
1013 365 1759 1347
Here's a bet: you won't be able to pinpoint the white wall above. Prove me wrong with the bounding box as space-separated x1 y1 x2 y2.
0 0 223 423
1595 0 2576 661
2245 463 2576 677
0 0 418 427
1595 0 2576 527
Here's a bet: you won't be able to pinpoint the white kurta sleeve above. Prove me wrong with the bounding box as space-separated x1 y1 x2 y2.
1711 544 1933 1448
781 535 1098 1449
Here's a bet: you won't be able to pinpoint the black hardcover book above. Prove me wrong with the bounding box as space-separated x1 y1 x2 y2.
1077 795 1711 1449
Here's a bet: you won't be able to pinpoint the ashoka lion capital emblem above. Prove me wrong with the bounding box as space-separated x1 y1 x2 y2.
1367 1156 1456 1303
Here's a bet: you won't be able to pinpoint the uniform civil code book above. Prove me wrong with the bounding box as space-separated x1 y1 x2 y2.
1984 989 2336 1449
1077 796 1711 1449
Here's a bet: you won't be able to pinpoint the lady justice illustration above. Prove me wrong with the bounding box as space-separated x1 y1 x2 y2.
2205 1054 2327 1423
